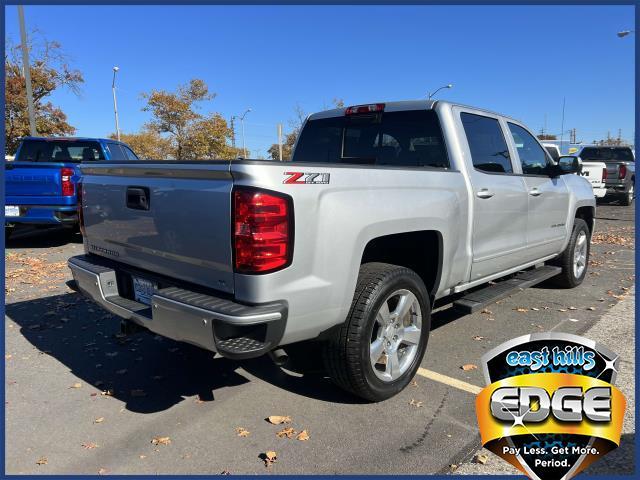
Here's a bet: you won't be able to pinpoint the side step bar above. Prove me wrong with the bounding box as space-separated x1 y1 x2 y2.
453 265 562 314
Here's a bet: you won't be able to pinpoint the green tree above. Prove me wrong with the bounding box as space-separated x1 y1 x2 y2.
5 33 84 154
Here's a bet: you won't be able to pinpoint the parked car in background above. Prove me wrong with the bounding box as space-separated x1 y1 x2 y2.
69 100 595 401
5 137 139 240
577 146 635 205
543 143 606 199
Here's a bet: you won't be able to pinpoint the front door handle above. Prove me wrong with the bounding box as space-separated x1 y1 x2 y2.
529 188 542 197
476 188 494 199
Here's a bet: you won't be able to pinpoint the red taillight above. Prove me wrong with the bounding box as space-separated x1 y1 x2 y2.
61 167 74 196
233 189 292 273
77 180 85 235
345 103 385 115
618 165 627 179
602 167 608 180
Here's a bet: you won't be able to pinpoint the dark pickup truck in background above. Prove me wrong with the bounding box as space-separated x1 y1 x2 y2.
4 137 138 241
578 146 635 205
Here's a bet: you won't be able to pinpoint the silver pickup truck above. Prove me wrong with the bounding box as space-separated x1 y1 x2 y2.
68 100 595 401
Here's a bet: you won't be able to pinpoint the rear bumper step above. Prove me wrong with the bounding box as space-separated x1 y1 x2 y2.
68 255 287 359
453 265 561 314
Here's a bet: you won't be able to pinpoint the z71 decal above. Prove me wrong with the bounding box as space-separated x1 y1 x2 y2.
283 172 330 184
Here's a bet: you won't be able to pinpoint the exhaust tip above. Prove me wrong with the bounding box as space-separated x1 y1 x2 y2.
268 348 289 366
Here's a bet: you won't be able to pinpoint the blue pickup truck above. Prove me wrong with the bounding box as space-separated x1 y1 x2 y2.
5 137 138 240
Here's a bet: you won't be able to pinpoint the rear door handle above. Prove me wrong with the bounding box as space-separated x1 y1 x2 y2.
476 188 494 199
529 188 542 197
126 186 150 210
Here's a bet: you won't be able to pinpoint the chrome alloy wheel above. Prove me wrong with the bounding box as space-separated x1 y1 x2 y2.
573 230 588 279
369 289 422 382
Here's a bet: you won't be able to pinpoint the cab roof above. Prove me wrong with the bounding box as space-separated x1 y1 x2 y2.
308 99 522 124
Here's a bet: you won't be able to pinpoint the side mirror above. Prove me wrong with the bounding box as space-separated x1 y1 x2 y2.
557 155 582 175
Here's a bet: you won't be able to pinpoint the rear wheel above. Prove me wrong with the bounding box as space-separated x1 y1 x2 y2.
323 263 431 402
550 218 590 288
621 184 634 206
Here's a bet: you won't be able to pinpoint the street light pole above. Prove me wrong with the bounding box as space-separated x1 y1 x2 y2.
427 83 453 100
112 66 120 141
17 5 37 136
239 108 251 158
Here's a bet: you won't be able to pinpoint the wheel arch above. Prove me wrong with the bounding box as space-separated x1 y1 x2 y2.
360 230 443 302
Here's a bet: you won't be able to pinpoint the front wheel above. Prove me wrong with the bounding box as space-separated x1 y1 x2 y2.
323 263 431 402
550 218 590 288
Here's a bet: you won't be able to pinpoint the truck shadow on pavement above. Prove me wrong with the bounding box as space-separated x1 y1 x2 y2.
6 226 83 249
6 292 363 413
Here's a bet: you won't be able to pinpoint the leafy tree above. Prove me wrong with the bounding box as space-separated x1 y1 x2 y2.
141 79 239 159
5 33 83 154
267 131 297 161
110 128 173 160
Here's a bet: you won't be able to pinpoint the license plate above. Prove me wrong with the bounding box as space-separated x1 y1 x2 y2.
132 276 157 306
5 206 19 217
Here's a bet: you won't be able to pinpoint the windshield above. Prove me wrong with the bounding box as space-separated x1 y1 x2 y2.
16 140 105 163
291 110 449 168
579 147 634 162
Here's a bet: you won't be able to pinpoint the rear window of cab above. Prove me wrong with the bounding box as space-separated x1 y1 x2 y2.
292 110 450 168
17 140 105 163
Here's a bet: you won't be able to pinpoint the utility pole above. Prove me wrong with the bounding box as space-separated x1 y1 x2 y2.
230 116 236 148
277 123 283 161
18 5 36 136
559 97 566 148
112 66 120 141
617 129 622 145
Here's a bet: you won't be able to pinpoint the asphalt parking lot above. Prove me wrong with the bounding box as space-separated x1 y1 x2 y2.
4 201 635 475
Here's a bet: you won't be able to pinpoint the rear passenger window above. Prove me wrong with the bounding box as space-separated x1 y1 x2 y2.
508 123 550 175
106 143 126 160
122 146 139 160
461 113 513 174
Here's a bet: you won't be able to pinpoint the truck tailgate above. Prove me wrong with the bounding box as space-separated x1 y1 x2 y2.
80 162 235 294
5 162 64 197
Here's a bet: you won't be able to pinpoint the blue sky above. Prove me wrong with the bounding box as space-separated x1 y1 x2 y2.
4 4 635 157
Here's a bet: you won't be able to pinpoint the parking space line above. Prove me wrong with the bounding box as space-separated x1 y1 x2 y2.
416 367 482 395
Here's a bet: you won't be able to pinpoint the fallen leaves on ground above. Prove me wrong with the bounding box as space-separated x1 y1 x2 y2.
591 231 634 247
514 307 528 313
70 383 82 389
98 468 107 475
82 442 99 449
461 364 478 371
409 399 424 408
36 457 48 465
410 380 418 387
236 427 250 437
151 436 171 446
101 389 114 397
474 453 489 464
276 427 296 438
472 335 485 341
94 417 105 424
296 430 310 441
262 451 277 467
267 415 292 425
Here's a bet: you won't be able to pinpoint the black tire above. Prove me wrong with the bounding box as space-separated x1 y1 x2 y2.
323 262 431 402
550 218 590 288
620 183 634 206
